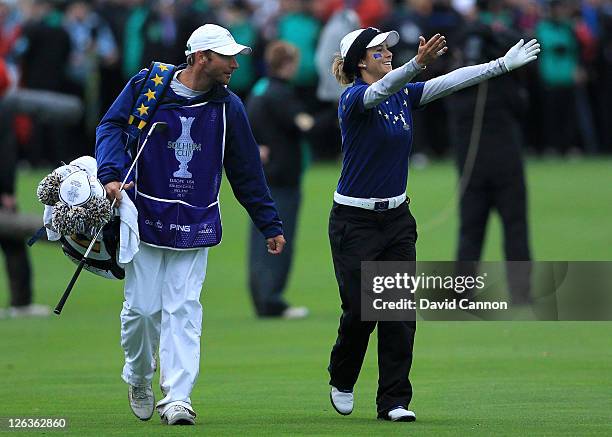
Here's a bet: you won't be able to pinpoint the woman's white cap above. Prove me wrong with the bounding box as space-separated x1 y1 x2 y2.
185 24 252 56
340 28 400 58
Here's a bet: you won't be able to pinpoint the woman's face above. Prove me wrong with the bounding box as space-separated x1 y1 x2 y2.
361 44 393 80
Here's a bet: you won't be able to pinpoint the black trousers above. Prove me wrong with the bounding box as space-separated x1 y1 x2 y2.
1 237 32 307
457 168 531 303
328 201 417 414
0 103 33 308
248 186 300 316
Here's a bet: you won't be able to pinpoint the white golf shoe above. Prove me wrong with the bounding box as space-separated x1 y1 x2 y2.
128 385 154 421
378 407 416 422
8 304 51 318
282 306 309 319
161 405 196 425
330 386 353 415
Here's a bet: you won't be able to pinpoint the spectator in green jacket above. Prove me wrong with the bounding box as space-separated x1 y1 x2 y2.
536 0 581 153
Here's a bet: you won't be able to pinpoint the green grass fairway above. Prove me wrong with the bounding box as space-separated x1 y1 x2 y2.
1 158 611 435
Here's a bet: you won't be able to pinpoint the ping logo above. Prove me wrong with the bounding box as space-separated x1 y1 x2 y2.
170 224 191 232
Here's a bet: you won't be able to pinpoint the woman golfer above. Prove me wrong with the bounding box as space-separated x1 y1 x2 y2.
327 28 539 421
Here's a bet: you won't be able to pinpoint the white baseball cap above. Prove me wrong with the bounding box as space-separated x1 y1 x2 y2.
340 28 400 58
185 24 252 57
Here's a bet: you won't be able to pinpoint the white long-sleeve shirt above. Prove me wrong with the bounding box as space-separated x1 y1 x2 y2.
363 56 508 109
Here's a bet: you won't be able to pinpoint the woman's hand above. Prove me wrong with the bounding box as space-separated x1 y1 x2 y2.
415 34 448 67
501 39 540 71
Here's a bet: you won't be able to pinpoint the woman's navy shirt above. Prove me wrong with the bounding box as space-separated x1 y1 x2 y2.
336 77 425 199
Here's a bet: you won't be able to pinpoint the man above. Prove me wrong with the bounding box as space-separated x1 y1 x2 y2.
96 24 285 426
448 7 532 304
18 0 72 165
246 41 312 318
0 57 49 319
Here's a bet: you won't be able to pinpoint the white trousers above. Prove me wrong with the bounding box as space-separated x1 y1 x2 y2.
120 243 209 415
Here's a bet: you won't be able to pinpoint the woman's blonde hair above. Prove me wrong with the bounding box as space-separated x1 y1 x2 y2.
331 53 355 85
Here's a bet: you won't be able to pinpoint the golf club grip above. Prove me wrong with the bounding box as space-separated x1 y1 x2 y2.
54 259 86 315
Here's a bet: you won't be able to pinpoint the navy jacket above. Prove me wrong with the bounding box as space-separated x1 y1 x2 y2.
95 66 283 240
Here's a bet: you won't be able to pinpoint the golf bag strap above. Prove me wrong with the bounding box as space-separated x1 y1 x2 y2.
102 217 120 268
27 226 47 247
127 61 176 132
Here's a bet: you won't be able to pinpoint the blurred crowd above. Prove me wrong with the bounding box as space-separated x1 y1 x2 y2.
1 0 612 166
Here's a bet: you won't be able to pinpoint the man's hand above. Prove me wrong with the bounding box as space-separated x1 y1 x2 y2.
501 39 540 72
266 234 286 255
1 193 16 211
104 181 134 207
415 33 448 67
259 145 270 164
294 112 314 132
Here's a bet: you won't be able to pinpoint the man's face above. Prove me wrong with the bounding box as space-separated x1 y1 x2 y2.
202 51 239 85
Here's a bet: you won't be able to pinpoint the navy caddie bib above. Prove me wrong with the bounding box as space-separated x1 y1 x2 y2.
133 101 226 249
